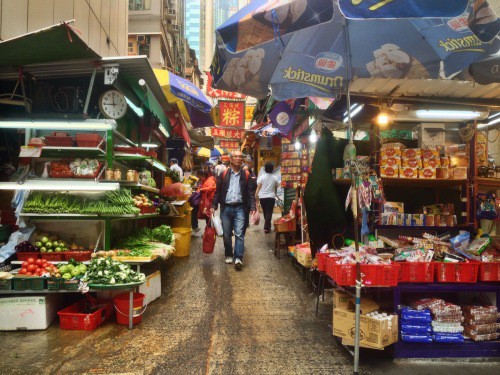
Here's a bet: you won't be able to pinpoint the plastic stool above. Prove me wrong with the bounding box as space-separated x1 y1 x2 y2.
274 232 294 260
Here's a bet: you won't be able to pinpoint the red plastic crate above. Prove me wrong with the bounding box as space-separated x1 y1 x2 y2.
325 255 338 279
76 133 104 148
58 299 113 331
16 252 41 261
45 136 75 147
316 252 328 272
434 261 480 283
41 253 64 261
398 262 435 283
478 262 500 282
333 262 400 286
63 251 92 262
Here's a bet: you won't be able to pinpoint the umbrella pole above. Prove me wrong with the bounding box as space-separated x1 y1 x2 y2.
344 88 361 375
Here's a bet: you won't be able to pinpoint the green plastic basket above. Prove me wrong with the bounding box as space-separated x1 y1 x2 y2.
61 279 80 290
47 277 61 291
0 279 11 290
12 277 46 290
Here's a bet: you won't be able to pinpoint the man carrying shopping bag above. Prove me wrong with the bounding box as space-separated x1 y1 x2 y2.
211 150 256 270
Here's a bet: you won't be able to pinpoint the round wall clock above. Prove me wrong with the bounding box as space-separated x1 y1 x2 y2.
98 89 128 119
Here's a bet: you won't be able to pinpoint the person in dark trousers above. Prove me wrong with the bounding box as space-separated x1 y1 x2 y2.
211 150 256 270
242 155 256 234
255 162 279 233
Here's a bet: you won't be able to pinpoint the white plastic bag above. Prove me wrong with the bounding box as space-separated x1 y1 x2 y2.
211 214 223 237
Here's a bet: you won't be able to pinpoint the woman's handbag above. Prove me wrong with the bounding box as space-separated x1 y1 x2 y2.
188 190 201 207
211 213 224 237
202 220 216 254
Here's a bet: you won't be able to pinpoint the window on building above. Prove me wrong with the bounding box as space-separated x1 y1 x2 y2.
138 35 151 58
129 0 151 11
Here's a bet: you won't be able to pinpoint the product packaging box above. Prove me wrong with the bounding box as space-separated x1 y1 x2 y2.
296 247 312 268
450 155 469 168
440 156 450 167
383 202 404 213
381 142 406 150
399 167 418 178
402 148 421 159
380 156 402 167
405 214 413 226
450 167 467 179
380 166 398 178
0 294 62 330
402 158 422 168
381 213 398 225
332 303 398 349
333 290 350 309
380 148 402 158
436 167 449 179
442 203 455 216
412 214 424 226
422 157 441 168
424 214 435 226
421 148 440 159
139 271 161 305
423 204 443 214
397 213 406 226
419 167 437 179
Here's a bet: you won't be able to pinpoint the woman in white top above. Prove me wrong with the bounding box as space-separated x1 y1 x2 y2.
256 162 279 233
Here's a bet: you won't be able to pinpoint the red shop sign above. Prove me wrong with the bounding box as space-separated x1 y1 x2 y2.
220 140 240 149
211 128 245 139
219 101 245 128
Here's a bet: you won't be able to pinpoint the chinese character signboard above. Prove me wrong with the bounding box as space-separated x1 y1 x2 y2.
219 101 245 128
211 128 245 139
206 72 246 99
245 106 255 122
220 141 240 149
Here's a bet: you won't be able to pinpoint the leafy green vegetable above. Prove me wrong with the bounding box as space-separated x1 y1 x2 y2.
81 257 145 285
115 225 174 251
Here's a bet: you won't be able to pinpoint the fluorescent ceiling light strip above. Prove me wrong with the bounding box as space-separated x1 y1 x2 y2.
125 97 144 117
487 111 500 120
0 120 116 130
478 116 500 129
140 143 158 148
415 110 482 119
343 104 364 123
343 103 359 117
0 181 120 191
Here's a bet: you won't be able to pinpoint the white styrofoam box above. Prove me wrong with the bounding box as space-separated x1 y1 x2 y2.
418 123 445 148
0 294 62 330
139 271 161 305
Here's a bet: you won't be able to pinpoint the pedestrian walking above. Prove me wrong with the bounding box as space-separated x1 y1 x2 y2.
198 170 217 221
255 162 279 234
169 158 184 182
211 150 256 270
214 159 226 177
188 171 202 235
242 155 256 234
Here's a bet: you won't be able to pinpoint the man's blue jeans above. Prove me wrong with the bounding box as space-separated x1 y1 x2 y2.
221 204 246 260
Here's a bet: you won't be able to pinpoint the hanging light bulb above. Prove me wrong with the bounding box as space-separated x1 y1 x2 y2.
294 139 301 150
309 130 317 143
376 103 391 127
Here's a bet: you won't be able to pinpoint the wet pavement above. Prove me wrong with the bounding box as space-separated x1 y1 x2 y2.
0 218 499 375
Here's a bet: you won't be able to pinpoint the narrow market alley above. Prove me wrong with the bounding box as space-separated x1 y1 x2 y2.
0 221 498 375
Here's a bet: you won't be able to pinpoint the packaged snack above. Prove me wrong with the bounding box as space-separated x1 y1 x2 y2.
422 157 441 168
462 305 497 315
450 155 469 168
450 167 467 179
381 142 406 150
464 323 500 335
466 332 500 341
419 167 437 179
436 167 449 179
440 156 450 167
402 157 422 168
380 148 402 158
399 167 418 178
433 333 464 343
421 148 440 159
432 322 464 333
402 148 422 159
450 232 471 252
380 166 398 178
401 334 433 343
384 202 404 213
424 215 435 226
381 156 402 167
464 313 499 325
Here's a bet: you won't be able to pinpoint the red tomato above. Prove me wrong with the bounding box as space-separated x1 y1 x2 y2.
26 272 33 276
22 261 29 268
27 257 35 264
35 259 43 266
18 269 27 275
36 270 43 276
27 264 36 272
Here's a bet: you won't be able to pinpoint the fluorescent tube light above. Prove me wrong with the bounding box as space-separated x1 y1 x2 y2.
343 104 364 123
309 130 317 144
125 97 144 117
0 119 117 131
0 180 120 191
141 143 158 148
477 116 500 129
415 110 482 120
159 124 169 137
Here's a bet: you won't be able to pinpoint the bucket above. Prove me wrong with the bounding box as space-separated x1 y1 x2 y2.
173 227 192 257
114 292 146 326
172 208 192 228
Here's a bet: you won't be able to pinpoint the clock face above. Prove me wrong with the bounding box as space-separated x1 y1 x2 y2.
99 90 128 119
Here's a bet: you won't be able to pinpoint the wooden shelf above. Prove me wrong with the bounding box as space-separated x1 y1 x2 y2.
381 178 467 188
475 177 500 188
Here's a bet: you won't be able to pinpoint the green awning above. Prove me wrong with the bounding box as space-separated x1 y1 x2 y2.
0 21 99 67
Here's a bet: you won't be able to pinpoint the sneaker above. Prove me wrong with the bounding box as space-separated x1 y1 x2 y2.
225 257 233 264
234 258 243 270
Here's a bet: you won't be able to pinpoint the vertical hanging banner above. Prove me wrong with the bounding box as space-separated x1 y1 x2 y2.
219 101 245 128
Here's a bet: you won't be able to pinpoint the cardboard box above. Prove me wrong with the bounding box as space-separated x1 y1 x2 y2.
380 156 401 167
450 155 469 168
442 203 455 216
383 202 404 213
419 167 436 179
139 271 161 305
402 148 421 159
436 167 449 179
423 204 443 214
333 306 398 349
380 148 401 158
440 157 450 167
424 214 435 226
397 213 406 226
341 337 385 350
381 142 406 150
333 290 350 309
347 298 380 314
421 148 440 159
296 248 312 268
402 158 422 168
381 213 397 225
450 167 467 179
422 157 441 168
399 167 418 178
380 166 398 178
0 294 62 330
412 214 424 226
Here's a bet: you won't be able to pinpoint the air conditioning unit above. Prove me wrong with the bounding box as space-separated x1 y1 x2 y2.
165 9 176 20
137 35 146 42
168 24 180 34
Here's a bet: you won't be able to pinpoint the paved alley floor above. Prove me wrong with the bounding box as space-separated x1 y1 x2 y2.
0 220 498 375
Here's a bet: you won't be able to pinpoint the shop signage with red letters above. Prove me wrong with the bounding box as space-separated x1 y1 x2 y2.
219 101 245 128
211 128 245 139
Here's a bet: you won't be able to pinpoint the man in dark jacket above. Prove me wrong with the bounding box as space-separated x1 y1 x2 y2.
211 150 256 270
